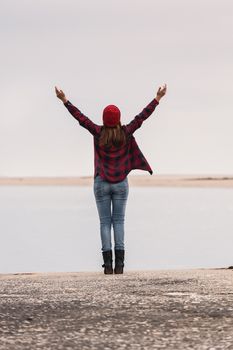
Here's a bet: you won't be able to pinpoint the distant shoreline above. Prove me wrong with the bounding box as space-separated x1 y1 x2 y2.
0 175 233 187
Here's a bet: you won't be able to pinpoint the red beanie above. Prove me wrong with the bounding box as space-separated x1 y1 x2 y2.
102 105 121 127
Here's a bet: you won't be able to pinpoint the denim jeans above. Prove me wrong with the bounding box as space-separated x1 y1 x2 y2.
93 175 129 252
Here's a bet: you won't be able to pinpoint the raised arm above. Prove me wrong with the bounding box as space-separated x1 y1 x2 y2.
125 98 159 135
125 84 167 135
55 86 100 136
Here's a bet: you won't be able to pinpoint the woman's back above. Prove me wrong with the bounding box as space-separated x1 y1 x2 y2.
94 124 153 183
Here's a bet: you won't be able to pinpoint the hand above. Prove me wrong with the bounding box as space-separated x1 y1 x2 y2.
156 83 167 101
55 86 68 103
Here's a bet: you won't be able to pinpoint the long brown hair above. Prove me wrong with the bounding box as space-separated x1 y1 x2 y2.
99 122 127 148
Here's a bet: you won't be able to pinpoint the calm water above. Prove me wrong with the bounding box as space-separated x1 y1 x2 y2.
0 185 233 273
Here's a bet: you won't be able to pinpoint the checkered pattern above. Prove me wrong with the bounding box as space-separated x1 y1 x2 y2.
63 98 160 183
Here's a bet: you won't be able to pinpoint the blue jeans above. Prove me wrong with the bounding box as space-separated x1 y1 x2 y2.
93 175 129 252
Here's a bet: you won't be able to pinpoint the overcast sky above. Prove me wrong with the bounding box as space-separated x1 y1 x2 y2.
1 0 232 177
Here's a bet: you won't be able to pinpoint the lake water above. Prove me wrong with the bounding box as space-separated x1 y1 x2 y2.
0 185 232 273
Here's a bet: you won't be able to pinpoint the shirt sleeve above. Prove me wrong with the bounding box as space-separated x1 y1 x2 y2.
125 98 160 135
63 100 101 136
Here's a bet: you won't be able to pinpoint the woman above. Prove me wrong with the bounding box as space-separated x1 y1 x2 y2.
55 84 167 274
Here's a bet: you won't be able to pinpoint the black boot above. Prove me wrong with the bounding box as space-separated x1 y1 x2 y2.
114 249 125 274
102 250 113 274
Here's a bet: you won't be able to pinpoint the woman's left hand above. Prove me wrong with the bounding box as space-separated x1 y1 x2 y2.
156 84 167 101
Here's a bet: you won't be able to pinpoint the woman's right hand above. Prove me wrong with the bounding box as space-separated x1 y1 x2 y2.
55 86 68 103
156 84 167 101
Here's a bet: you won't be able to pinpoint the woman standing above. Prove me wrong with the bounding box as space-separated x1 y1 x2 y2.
55 84 167 274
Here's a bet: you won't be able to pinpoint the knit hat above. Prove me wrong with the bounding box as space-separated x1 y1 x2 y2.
102 105 121 127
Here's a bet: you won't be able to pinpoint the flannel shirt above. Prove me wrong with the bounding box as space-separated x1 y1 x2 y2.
63 98 159 183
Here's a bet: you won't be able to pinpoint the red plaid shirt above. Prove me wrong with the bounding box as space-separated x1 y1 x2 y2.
63 98 160 183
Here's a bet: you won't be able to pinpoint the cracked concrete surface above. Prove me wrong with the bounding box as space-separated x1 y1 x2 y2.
0 269 233 349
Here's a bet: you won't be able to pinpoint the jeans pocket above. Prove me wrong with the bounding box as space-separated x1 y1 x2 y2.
94 176 106 197
115 180 129 196
94 182 102 197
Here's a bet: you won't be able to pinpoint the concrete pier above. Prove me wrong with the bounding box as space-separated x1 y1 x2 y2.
0 269 233 349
